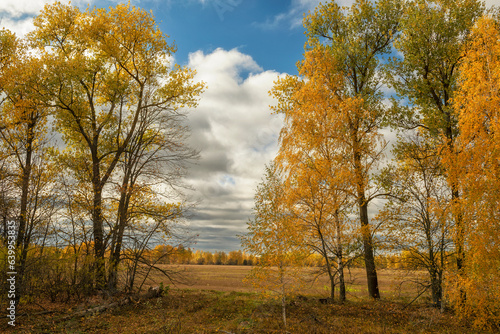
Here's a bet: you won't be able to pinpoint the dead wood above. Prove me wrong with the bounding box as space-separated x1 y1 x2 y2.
61 286 163 320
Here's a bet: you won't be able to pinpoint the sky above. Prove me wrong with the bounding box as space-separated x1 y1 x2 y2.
1 0 498 252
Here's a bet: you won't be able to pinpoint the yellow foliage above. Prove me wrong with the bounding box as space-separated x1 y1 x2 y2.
445 16 500 330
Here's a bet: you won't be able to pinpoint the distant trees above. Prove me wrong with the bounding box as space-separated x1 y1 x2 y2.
149 245 256 266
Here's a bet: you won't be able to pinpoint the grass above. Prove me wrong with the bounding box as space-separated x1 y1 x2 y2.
145 265 429 302
1 266 494 333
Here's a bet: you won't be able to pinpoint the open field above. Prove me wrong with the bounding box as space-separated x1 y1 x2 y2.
149 265 430 302
1 266 494 333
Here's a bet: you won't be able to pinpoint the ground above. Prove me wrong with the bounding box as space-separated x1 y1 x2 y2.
0 265 494 333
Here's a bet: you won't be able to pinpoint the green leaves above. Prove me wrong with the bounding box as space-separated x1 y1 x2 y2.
386 0 484 136
304 0 401 100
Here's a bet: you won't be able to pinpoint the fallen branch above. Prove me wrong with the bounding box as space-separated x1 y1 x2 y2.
62 286 163 320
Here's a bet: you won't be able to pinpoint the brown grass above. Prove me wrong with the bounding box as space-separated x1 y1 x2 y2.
146 265 429 302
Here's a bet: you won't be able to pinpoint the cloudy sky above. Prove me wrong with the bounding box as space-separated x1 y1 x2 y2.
1 0 497 252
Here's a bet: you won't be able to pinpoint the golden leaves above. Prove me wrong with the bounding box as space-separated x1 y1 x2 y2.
442 16 500 329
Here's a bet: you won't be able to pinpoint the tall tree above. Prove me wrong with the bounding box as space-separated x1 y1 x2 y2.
0 40 57 302
107 97 200 291
385 0 484 275
29 2 204 288
291 0 401 299
445 16 500 329
273 46 361 303
0 28 19 240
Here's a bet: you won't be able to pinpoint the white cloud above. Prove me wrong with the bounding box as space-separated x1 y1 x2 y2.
0 17 35 36
185 48 284 251
0 0 94 36
0 0 55 18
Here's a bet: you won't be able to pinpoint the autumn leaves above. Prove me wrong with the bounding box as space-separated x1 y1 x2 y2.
445 16 500 329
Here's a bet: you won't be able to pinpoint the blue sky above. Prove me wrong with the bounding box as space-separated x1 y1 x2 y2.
154 0 311 74
2 0 497 252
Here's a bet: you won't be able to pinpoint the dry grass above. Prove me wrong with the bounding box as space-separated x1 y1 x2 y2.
146 265 429 302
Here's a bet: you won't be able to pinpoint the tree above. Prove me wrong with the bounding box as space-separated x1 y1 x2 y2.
29 2 204 288
0 28 18 104
0 29 19 241
241 163 306 329
0 39 58 302
286 159 358 303
300 0 401 299
444 16 500 329
107 76 201 291
377 133 453 308
272 46 363 303
385 0 484 276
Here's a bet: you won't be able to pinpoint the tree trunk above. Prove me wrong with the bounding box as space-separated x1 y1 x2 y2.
92 159 106 289
336 210 346 303
281 286 287 329
108 187 130 292
430 269 442 308
447 132 465 303
352 129 380 299
15 120 34 304
359 197 379 299
318 226 336 302
338 259 346 303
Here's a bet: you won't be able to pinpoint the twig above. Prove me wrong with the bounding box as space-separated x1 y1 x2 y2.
403 286 429 309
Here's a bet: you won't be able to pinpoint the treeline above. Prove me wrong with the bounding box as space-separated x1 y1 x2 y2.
0 2 203 304
242 0 500 330
149 245 455 270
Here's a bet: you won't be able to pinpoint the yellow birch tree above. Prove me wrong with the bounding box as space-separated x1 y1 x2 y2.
241 163 306 329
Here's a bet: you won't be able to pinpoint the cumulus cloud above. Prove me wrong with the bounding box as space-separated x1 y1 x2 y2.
0 17 35 36
0 0 55 18
0 0 95 36
185 48 284 251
